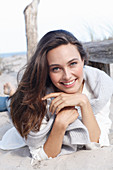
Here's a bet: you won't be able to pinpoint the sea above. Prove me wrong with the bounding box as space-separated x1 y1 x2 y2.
0 51 26 58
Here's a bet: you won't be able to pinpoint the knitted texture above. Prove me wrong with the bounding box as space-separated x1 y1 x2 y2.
83 66 113 114
26 66 113 155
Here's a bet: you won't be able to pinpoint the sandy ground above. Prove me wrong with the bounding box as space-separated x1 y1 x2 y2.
0 55 113 170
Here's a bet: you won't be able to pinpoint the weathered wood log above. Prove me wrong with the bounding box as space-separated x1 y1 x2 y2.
24 0 40 61
83 39 113 75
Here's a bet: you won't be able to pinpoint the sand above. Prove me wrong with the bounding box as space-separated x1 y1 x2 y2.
0 55 113 170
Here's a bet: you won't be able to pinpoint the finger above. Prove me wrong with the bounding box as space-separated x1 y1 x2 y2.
50 94 73 114
68 110 79 124
42 92 61 100
51 101 64 115
55 103 68 114
49 95 63 113
73 111 79 121
55 99 73 114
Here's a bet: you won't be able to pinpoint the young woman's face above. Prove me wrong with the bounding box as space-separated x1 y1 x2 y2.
47 44 84 94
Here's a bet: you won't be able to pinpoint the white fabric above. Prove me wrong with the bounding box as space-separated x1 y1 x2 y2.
95 100 112 146
29 81 112 160
30 145 52 164
0 80 112 160
0 66 112 161
0 127 26 150
83 81 112 147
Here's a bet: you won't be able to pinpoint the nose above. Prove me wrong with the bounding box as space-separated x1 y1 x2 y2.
62 68 71 80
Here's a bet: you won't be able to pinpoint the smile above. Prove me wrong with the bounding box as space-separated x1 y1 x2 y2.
61 79 77 88
63 80 75 85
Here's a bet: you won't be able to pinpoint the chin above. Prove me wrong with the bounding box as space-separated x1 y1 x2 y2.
55 84 81 94
61 88 78 94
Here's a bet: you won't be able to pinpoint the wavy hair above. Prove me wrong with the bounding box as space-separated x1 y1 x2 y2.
10 29 87 139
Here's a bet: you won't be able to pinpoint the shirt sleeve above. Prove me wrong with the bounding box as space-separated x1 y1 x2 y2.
95 99 112 147
85 99 112 150
29 145 52 163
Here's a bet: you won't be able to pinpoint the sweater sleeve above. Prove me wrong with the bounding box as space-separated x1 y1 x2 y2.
28 116 52 162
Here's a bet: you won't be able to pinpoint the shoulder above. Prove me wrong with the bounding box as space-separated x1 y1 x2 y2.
83 66 113 114
83 65 113 84
84 65 107 77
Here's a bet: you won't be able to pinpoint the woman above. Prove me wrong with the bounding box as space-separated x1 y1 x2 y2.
1 30 113 161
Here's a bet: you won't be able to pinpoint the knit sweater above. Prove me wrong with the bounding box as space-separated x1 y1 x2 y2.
83 66 113 114
25 66 113 155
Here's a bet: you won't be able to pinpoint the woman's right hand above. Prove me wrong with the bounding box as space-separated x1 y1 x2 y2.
44 107 79 158
55 107 79 130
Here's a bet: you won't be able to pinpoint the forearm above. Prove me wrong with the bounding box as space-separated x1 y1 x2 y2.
80 95 101 143
43 119 66 158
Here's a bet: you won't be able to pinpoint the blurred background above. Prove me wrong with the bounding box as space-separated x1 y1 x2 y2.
0 0 113 55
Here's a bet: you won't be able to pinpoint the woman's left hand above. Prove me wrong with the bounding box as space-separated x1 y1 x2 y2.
43 92 101 142
42 92 85 114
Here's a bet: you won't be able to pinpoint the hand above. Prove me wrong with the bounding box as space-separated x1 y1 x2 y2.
42 92 86 114
55 107 79 129
43 107 79 158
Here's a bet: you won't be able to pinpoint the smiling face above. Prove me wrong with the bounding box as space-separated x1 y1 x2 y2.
47 44 84 94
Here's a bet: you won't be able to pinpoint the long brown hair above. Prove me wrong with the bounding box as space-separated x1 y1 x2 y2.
10 30 87 139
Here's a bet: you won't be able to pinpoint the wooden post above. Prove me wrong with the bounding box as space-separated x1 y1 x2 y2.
24 0 40 61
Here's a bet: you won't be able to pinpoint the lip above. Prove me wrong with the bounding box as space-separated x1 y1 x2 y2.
60 79 77 88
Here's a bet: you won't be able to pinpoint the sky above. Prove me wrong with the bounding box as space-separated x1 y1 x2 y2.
0 0 113 53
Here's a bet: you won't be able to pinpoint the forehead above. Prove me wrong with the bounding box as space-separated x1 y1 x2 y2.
47 44 81 64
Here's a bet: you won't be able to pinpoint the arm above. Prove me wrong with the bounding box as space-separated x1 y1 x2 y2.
44 107 79 158
80 94 101 143
43 92 101 143
94 99 112 146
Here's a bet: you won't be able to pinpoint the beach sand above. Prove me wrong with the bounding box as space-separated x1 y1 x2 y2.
0 55 113 170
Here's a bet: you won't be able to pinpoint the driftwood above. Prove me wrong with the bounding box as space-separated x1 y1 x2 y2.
24 0 40 61
23 0 113 75
83 39 113 75
23 0 113 74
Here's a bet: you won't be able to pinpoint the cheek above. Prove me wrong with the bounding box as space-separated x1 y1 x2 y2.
74 65 84 78
77 67 83 76
49 73 59 84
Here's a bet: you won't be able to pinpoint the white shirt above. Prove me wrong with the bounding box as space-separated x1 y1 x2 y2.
0 82 112 162
29 82 112 161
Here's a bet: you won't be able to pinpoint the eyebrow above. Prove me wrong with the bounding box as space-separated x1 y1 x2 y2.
67 58 79 64
49 58 79 68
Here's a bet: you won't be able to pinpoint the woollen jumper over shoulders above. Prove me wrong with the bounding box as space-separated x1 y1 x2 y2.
26 66 113 154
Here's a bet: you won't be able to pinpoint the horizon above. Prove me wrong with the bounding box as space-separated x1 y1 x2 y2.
0 51 27 58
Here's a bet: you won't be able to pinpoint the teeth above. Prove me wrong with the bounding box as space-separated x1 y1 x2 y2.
63 80 75 85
